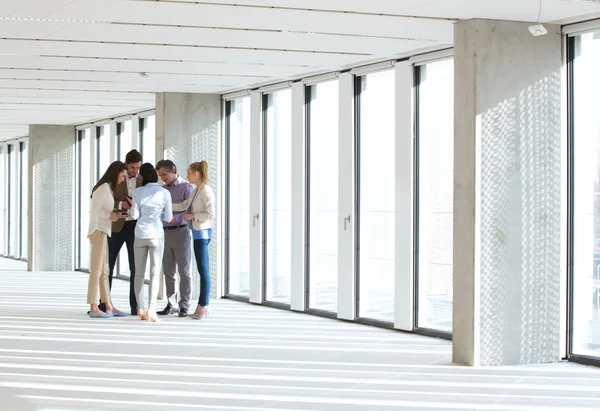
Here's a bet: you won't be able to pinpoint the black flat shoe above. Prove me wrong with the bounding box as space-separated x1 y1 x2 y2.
158 303 179 315
157 304 171 316
178 309 188 317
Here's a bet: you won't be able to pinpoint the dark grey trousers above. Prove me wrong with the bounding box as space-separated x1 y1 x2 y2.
162 227 193 310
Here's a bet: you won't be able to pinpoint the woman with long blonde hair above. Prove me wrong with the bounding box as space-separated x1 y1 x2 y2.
172 160 215 320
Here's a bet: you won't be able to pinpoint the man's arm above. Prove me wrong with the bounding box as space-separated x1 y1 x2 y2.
113 181 125 211
173 183 194 214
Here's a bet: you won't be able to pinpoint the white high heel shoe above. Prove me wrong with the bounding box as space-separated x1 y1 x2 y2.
190 307 209 320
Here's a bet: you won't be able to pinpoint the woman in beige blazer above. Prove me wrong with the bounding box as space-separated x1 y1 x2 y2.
172 161 215 320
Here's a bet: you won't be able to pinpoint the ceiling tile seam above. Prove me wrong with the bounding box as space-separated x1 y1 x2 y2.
0 77 235 86
106 22 442 42
0 104 148 107
36 55 315 68
0 86 155 94
0 38 371 56
0 67 271 78
129 0 458 21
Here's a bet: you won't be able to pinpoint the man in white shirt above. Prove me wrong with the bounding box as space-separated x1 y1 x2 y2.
99 149 142 315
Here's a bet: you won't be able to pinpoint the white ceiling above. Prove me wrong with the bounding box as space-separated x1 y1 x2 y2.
1 0 599 140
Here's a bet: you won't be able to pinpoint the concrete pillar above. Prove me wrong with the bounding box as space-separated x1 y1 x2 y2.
155 93 222 300
28 125 75 272
453 19 564 366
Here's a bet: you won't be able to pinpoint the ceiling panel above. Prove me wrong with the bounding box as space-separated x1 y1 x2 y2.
0 0 32 16
0 96 151 106
0 125 28 139
0 79 234 93
0 20 446 56
27 22 444 55
0 68 267 85
0 20 74 38
1 0 599 140
0 103 143 112
0 55 302 77
29 0 454 39
5 0 79 19
360 0 600 22
156 0 384 12
0 39 371 67
0 88 155 101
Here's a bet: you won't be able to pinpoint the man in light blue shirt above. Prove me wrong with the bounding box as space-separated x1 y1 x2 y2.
129 163 173 320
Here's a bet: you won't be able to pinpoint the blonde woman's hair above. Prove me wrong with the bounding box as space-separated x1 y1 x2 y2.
189 160 210 183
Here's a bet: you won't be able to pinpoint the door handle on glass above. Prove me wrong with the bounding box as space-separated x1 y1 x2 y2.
344 215 351 231
253 213 259 227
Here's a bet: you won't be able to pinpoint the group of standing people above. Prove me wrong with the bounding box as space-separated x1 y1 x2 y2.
86 149 215 322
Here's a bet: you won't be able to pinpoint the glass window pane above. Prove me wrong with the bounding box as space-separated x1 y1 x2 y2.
265 89 292 304
118 120 132 161
416 59 454 333
571 32 600 357
358 70 395 322
0 145 5 255
140 116 156 166
96 124 111 179
227 98 251 297
8 144 18 257
78 129 91 270
20 141 28 260
308 81 339 312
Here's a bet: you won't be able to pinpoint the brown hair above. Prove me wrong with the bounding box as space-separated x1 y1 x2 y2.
189 160 209 184
125 149 142 165
91 161 127 198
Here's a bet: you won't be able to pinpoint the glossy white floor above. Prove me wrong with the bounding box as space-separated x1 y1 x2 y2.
1 258 600 411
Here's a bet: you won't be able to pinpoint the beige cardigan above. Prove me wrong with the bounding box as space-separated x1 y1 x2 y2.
172 183 215 230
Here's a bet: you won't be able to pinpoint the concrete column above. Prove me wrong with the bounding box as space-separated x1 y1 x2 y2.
155 92 222 300
28 125 75 272
453 19 564 366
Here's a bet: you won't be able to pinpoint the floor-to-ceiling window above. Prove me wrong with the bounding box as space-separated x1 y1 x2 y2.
0 145 5 256
7 143 18 257
415 59 454 334
356 70 395 322
19 141 28 259
96 124 111 179
307 80 340 313
0 139 29 260
117 120 132 161
76 129 91 271
264 89 292 304
139 115 156 165
226 97 251 297
569 31 600 361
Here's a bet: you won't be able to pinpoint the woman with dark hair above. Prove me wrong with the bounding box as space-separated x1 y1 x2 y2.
130 163 173 322
88 161 128 318
172 160 215 320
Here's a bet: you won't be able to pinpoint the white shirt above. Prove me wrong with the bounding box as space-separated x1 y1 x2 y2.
129 183 173 239
88 183 114 237
124 174 138 221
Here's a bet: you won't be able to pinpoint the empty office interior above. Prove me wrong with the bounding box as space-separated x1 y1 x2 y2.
2 0 600 409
